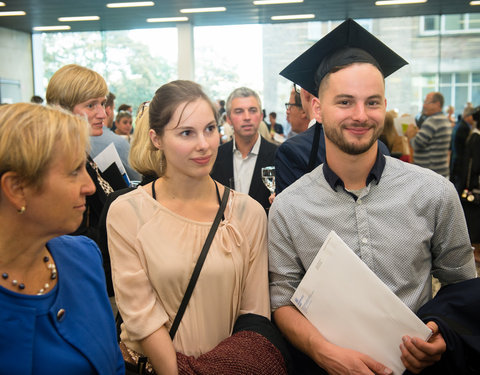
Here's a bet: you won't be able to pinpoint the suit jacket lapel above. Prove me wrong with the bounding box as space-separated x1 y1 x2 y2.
249 137 267 199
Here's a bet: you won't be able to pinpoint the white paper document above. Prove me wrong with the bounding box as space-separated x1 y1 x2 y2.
291 231 432 375
93 142 130 185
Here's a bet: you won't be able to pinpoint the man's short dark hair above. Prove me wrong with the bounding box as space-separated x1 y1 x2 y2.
30 95 44 104
269 112 277 119
431 92 444 108
294 91 302 107
106 92 116 108
118 103 132 112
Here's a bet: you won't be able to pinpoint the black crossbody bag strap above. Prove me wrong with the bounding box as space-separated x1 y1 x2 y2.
169 185 230 339
133 184 230 374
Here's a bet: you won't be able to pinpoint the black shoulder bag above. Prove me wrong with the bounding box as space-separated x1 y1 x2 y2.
130 184 230 374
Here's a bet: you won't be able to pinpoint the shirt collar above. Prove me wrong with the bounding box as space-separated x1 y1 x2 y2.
323 150 386 191
308 119 317 128
232 133 261 156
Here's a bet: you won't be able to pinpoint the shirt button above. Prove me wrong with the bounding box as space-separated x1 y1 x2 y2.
357 199 362 204
362 237 368 244
56 309 66 322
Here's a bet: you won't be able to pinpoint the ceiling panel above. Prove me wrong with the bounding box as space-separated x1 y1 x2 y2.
0 0 478 33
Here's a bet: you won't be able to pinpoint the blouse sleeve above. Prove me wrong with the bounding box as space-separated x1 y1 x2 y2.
236 195 271 318
107 194 169 342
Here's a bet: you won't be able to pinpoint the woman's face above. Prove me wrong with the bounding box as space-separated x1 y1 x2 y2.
150 99 219 180
23 147 96 237
116 116 132 135
72 96 107 137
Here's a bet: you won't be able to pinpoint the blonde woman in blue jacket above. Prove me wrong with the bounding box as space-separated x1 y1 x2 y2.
0 103 123 374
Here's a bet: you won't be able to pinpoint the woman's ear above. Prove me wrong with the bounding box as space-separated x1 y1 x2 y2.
149 129 163 151
0 172 26 211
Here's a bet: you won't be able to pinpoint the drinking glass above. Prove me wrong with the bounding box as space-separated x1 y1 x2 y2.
261 166 275 194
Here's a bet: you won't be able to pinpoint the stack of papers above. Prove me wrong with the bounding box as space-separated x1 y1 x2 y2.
291 231 432 375
93 142 130 186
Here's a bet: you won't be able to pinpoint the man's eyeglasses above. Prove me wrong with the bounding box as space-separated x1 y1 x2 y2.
285 102 302 110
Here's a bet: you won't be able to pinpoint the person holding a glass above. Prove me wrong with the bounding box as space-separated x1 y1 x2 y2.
210 87 277 212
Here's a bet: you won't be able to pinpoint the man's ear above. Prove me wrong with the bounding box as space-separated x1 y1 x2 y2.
149 129 163 151
312 97 323 124
105 106 113 118
300 109 308 120
0 172 26 211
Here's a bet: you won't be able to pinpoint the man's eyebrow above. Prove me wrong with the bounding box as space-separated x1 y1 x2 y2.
332 94 383 100
333 94 354 100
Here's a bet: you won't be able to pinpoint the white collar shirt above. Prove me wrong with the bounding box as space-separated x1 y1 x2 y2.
232 134 261 194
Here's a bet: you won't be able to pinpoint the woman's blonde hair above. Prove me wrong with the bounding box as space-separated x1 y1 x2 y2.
381 112 398 151
0 103 89 189
128 102 164 178
46 64 108 111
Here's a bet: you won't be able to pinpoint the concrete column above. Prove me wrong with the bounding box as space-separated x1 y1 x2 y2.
177 23 194 80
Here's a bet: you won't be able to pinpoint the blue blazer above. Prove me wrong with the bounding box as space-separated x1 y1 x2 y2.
0 235 124 374
275 123 326 195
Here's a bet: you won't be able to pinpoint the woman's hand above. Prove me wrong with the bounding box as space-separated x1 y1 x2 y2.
269 193 276 205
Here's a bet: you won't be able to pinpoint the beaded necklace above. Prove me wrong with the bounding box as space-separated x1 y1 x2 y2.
1 255 57 295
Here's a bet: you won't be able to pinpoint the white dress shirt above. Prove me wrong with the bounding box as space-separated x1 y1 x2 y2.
232 135 261 194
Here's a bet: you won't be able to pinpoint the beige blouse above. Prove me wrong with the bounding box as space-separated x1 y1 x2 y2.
107 186 270 357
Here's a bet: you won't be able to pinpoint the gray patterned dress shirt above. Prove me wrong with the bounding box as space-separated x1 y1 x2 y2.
269 153 476 313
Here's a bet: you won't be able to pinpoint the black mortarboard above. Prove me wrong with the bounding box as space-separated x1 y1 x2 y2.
280 18 408 97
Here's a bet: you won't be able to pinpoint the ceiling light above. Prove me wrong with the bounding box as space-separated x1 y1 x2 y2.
470 1 480 5
0 11 26 16
33 25 71 31
375 0 427 5
271 14 315 20
180 7 226 13
58 16 100 22
0 3 5 6
106 2 154 8
254 0 303 4
147 16 189 22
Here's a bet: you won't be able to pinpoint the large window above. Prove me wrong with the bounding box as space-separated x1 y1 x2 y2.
194 24 263 104
421 14 480 35
419 72 480 114
37 28 177 114
35 13 480 127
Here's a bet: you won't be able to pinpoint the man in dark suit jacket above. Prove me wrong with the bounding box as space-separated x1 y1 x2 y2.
211 87 277 211
450 106 476 192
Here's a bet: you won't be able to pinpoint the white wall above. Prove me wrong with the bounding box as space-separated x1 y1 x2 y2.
0 27 33 103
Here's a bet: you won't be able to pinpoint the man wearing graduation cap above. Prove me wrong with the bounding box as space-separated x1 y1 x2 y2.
268 19 476 374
